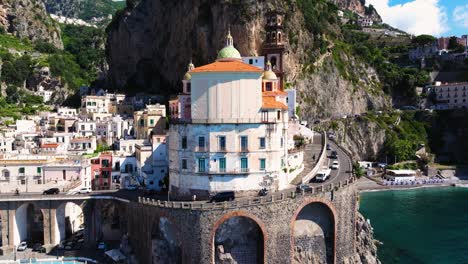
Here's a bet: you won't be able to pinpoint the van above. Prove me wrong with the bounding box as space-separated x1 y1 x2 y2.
209 191 235 203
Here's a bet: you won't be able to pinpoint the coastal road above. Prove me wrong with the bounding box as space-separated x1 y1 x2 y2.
309 140 353 187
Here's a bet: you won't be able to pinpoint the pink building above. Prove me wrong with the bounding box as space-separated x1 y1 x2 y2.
91 152 113 190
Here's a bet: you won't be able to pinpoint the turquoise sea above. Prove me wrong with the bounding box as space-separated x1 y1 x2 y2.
359 187 468 264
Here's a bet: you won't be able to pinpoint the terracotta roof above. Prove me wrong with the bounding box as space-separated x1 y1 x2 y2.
263 90 287 96
41 143 59 148
191 60 263 73
262 96 288 110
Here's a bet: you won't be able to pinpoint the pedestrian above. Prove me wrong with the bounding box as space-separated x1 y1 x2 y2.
192 194 197 201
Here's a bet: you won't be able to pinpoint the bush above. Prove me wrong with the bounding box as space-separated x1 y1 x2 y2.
34 41 58 53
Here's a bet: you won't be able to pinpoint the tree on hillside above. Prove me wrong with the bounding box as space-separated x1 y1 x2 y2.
448 36 464 52
412 35 436 46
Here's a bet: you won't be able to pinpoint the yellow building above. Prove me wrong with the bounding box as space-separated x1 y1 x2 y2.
133 104 166 140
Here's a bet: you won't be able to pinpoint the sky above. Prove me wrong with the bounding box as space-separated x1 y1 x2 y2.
366 0 467 37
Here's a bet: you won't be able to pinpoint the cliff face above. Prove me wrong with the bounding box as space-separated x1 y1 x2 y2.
43 0 125 22
343 212 381 264
106 0 389 118
0 0 63 49
328 0 381 21
325 117 387 161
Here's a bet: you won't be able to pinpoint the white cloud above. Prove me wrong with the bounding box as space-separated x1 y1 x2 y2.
453 4 468 28
366 0 449 36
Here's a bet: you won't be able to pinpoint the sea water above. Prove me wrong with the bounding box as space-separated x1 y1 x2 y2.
359 187 468 264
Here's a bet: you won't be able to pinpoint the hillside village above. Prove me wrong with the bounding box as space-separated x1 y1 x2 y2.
0 0 466 263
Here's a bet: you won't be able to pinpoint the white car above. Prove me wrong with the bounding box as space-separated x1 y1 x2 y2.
331 161 339 170
17 241 27 251
77 187 91 194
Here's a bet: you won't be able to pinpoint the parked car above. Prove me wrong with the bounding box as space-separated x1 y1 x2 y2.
77 187 91 194
17 241 27 251
43 188 60 195
331 160 340 170
32 243 46 253
209 191 235 202
258 188 268 196
296 184 312 193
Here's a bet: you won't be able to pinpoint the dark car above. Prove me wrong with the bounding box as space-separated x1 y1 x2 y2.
32 243 46 253
209 191 235 203
326 144 331 150
330 150 338 159
296 184 312 193
43 188 60 195
258 188 268 196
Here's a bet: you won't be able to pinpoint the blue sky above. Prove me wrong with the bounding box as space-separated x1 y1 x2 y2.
366 0 467 37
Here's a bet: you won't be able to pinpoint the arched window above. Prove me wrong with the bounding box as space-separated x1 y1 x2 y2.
278 32 282 43
271 57 277 70
2 169 9 181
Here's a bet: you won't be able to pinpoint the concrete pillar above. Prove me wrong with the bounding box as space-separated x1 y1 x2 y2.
0 206 16 254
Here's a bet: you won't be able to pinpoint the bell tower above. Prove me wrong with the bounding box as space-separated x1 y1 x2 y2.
263 11 285 89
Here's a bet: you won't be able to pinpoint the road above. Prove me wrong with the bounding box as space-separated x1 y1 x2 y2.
0 139 354 203
309 140 353 187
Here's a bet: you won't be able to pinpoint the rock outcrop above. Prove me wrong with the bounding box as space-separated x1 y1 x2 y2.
0 0 63 49
43 0 124 22
328 0 381 21
106 0 388 118
324 117 387 161
343 212 381 264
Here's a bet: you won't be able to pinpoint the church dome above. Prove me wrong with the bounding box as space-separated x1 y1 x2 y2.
217 46 242 60
183 72 192 80
183 61 195 80
217 29 242 61
262 61 277 80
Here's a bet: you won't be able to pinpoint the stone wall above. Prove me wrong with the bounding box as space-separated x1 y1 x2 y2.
125 183 359 264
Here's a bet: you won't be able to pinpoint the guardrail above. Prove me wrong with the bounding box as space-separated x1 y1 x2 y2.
302 131 328 184
138 177 356 211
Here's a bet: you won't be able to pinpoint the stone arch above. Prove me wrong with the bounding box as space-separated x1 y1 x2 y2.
290 199 337 264
211 211 266 264
54 201 85 244
150 216 181 264
14 203 45 245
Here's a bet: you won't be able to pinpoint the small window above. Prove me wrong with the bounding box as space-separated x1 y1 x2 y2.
198 136 205 149
241 158 248 172
182 136 187 149
259 158 266 170
219 157 226 172
150 119 154 125
249 59 253 64
240 136 248 151
187 83 191 93
219 136 226 151
259 137 266 149
37 167 41 174
280 137 284 147
277 110 281 120
182 159 187 170
19 167 25 174
266 82 272 91
198 158 205 173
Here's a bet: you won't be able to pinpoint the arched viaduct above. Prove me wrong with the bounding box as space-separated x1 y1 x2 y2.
130 178 359 264
0 196 127 254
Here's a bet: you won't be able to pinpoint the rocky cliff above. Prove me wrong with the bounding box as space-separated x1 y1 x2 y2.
106 0 389 118
343 212 381 264
0 0 63 49
324 117 387 161
328 0 381 21
42 0 125 22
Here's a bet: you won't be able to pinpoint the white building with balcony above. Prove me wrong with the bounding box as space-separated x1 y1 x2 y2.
168 31 293 199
